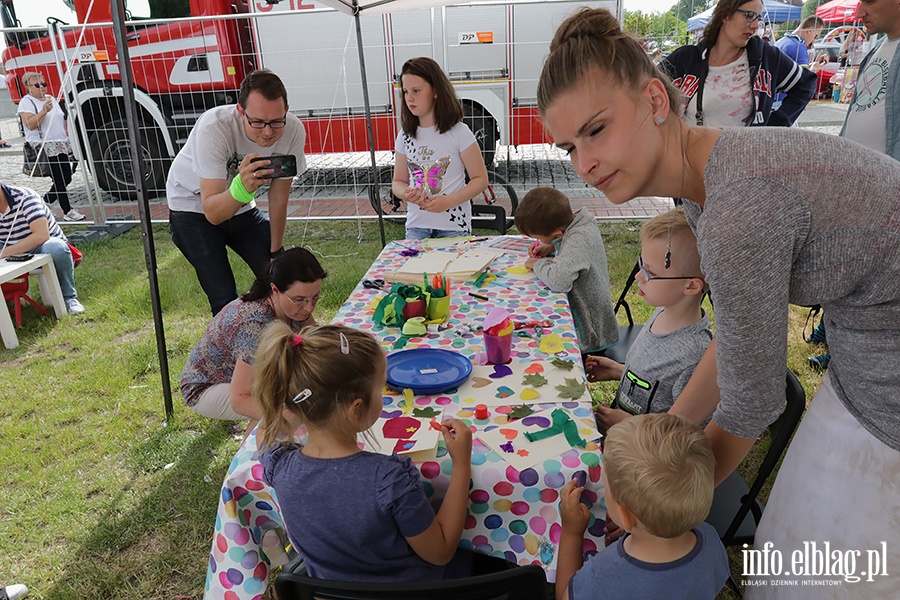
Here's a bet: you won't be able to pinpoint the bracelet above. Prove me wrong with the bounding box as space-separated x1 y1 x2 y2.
270 246 284 258
229 173 255 204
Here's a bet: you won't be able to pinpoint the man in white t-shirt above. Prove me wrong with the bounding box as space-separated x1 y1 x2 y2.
167 69 307 315
841 0 900 161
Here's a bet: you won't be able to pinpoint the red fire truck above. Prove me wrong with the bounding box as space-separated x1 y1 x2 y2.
1 0 619 199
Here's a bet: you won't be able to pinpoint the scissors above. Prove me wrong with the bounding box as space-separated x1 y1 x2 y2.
362 278 387 291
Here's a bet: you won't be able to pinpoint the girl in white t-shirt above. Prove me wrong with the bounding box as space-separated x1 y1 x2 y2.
391 57 488 240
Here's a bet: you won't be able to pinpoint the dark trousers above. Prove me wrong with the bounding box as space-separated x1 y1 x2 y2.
169 208 272 315
46 153 73 213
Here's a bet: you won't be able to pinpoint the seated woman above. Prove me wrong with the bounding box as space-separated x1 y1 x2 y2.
180 247 326 425
0 181 84 314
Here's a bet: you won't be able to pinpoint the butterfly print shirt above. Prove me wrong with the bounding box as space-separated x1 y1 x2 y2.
395 122 478 232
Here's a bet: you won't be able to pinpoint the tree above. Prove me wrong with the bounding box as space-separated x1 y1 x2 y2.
802 0 829 20
624 9 687 46
671 0 713 23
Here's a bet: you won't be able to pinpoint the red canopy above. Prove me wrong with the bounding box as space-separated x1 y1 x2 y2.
816 0 860 23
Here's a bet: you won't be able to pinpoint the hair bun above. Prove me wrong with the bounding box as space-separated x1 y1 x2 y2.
550 8 622 53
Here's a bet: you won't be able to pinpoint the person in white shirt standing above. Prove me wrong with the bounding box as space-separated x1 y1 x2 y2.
167 69 307 316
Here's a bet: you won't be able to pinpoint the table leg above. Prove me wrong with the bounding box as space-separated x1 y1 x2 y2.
36 263 66 319
0 302 19 349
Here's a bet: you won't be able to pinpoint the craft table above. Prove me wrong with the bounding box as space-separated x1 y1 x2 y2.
0 254 67 349
204 238 606 600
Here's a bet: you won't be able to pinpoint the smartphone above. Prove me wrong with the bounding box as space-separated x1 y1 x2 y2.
5 254 34 262
252 154 298 179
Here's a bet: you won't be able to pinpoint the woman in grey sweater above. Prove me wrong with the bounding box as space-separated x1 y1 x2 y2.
538 8 899 598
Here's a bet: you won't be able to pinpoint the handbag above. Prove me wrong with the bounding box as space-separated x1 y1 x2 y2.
22 141 51 178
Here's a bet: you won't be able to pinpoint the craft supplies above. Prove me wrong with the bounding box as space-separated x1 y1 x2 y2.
385 348 473 395
475 404 489 420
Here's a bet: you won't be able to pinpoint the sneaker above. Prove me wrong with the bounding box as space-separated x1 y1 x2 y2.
65 297 85 314
1 584 29 600
64 209 86 221
806 321 827 345
808 353 831 372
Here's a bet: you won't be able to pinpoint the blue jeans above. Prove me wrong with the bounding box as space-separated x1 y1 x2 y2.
406 228 471 240
35 236 77 299
169 208 271 315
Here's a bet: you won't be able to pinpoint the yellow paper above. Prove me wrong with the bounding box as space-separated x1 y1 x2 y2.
539 333 565 354
507 265 530 274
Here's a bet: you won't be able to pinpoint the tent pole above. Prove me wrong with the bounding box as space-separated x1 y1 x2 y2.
354 3 387 248
110 0 174 419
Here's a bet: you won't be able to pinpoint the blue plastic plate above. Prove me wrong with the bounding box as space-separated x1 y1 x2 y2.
386 348 473 395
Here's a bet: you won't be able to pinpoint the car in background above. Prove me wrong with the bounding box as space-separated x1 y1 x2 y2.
811 41 842 98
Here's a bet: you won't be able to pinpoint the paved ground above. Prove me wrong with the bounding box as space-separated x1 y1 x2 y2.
0 101 847 226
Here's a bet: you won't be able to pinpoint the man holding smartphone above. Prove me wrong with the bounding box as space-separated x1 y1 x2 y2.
167 69 306 315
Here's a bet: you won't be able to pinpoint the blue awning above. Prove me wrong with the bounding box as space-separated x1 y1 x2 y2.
687 1 802 32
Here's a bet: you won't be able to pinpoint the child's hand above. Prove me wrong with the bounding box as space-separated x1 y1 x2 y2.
441 418 472 462
595 404 631 434
604 514 626 546
404 186 426 206
532 242 554 258
585 355 623 382
419 195 454 213
524 257 538 270
559 479 591 535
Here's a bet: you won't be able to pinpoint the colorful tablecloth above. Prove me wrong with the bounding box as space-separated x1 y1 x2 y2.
204 238 606 599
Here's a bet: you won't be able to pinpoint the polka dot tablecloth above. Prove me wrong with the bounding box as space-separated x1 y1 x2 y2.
204 239 606 599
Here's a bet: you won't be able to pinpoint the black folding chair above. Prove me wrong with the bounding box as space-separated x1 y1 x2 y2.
472 204 508 235
594 259 642 364
275 558 550 600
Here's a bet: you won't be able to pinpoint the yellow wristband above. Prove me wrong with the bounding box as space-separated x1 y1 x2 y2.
230 174 255 204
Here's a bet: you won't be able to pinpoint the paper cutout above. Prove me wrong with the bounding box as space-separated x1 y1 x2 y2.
489 364 513 379
484 307 511 331
477 407 600 470
360 410 444 459
539 333 566 354
456 359 587 405
520 388 541 401
499 428 519 440
495 386 514 399
507 266 530 274
412 407 441 418
523 408 586 448
524 363 544 374
522 373 548 387
500 441 515 453
488 236 537 253
508 404 534 420
549 357 575 370
555 378 587 400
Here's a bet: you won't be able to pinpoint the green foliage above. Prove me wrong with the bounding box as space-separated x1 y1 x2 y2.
624 8 688 44
671 0 714 24
803 0 829 20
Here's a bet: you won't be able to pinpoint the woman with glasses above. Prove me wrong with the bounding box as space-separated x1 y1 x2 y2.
180 247 327 426
659 0 816 128
17 72 85 221
538 8 900 596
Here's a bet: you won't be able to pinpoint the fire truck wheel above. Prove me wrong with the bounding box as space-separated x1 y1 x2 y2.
88 120 167 200
462 108 499 167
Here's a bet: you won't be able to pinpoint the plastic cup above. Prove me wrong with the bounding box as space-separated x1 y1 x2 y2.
427 295 450 321
483 331 512 364
402 298 426 320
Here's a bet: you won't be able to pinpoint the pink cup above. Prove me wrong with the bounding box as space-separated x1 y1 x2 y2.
483 332 512 364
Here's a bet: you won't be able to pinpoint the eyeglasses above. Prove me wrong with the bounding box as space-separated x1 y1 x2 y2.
30 82 47 88
638 256 703 281
243 112 287 130
283 293 320 307
734 8 762 23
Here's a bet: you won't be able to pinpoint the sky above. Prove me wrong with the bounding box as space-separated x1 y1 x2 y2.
623 0 678 13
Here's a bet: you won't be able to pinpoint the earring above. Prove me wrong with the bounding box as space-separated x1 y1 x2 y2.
656 115 666 125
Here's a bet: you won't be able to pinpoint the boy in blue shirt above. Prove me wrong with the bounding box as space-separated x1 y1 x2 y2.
556 413 729 600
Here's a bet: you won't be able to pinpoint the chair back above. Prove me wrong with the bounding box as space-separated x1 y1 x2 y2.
471 204 508 235
709 369 806 546
274 562 549 600
2 275 30 298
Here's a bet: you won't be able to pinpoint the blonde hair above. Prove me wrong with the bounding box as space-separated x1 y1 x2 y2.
514 187 574 237
604 413 715 538
21 71 44 88
537 8 682 119
253 322 385 449
640 208 703 281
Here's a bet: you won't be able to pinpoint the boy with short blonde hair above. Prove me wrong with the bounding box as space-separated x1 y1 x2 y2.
586 208 713 433
516 187 618 354
556 413 728 600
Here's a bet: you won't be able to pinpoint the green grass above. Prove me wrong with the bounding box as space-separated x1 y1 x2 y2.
0 219 823 598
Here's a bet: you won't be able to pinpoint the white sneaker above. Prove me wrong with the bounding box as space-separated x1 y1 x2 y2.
65 297 85 314
1 584 29 600
64 209 86 221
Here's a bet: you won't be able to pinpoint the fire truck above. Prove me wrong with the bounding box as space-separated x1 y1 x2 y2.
1 0 620 199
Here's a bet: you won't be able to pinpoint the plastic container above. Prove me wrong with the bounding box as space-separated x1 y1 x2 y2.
483 331 512 364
